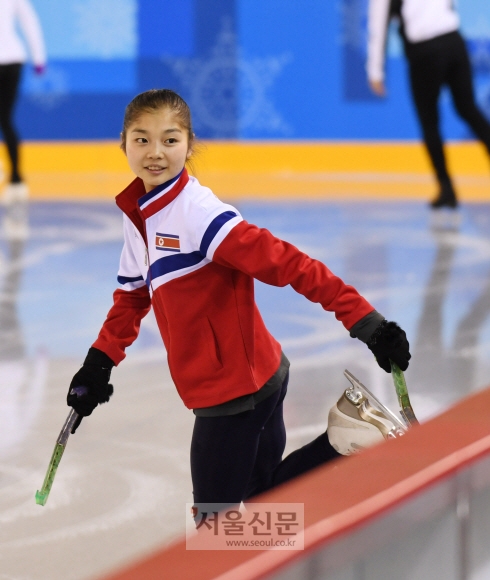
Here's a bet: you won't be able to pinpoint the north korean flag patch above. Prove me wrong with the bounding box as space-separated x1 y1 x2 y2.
155 232 180 252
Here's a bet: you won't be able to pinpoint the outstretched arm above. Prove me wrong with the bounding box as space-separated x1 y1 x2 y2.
92 217 152 364
213 220 373 330
67 287 151 418
92 286 151 365
67 229 151 417
212 220 410 371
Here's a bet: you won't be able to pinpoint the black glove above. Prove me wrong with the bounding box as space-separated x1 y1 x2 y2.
366 320 411 373
67 347 115 418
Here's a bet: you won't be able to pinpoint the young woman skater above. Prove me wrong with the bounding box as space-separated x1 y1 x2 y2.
66 89 411 511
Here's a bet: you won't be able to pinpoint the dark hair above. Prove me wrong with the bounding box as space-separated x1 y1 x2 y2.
120 89 194 153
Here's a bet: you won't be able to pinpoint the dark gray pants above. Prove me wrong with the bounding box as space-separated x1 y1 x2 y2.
190 371 340 506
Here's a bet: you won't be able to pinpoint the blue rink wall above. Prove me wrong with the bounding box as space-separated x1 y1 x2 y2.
18 0 490 141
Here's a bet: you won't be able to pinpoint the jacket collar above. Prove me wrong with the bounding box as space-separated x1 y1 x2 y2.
115 168 189 240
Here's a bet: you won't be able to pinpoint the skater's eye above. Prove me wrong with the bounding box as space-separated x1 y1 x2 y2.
136 138 148 144
165 138 178 144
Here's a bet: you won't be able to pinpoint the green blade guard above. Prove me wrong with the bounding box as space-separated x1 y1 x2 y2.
35 409 79 506
390 361 419 426
35 444 65 506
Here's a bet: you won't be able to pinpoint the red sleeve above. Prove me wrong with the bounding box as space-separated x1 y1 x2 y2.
92 286 152 365
213 221 375 330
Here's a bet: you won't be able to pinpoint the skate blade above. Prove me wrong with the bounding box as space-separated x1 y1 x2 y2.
344 370 409 431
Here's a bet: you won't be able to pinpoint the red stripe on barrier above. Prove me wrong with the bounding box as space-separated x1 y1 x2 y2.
99 386 490 580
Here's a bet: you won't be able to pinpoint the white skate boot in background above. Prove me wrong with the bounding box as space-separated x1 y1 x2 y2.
2 182 29 205
2 183 29 240
327 370 408 456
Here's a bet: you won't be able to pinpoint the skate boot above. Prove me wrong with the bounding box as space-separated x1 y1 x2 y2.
327 370 408 456
2 183 29 240
430 181 458 210
2 182 29 205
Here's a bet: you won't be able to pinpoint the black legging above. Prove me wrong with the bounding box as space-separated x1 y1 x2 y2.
0 63 23 184
406 31 490 189
190 372 340 508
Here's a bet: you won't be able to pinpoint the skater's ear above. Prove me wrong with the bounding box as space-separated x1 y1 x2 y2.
120 132 126 154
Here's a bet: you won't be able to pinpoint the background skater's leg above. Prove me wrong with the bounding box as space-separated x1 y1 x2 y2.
446 33 490 160
407 47 457 208
0 64 23 184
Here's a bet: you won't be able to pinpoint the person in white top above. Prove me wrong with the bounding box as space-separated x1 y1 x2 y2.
367 0 490 209
0 0 46 202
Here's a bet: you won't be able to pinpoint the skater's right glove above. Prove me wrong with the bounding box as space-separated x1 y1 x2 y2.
67 347 115 417
366 320 411 373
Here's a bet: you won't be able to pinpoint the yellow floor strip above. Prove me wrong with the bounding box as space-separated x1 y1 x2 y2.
0 141 488 201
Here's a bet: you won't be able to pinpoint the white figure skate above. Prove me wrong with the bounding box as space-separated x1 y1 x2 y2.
327 370 409 456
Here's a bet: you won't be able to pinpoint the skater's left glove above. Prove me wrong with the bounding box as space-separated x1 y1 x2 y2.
366 320 411 373
67 347 115 417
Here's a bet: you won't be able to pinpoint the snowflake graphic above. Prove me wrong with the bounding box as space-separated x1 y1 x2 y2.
73 0 136 59
164 20 291 137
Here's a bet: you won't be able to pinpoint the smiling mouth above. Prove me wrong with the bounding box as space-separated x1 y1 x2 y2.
146 165 166 171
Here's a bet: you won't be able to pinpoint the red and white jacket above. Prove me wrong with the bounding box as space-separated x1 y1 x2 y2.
93 169 375 409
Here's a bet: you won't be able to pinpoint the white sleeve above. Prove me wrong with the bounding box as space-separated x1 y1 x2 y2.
16 0 46 66
366 0 392 83
193 195 243 260
117 217 147 292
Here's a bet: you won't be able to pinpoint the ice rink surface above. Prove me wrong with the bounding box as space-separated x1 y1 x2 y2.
1 198 490 580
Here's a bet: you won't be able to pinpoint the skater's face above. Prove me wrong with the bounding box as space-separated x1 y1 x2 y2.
125 107 192 193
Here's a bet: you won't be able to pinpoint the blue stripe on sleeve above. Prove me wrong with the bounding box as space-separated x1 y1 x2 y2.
149 251 204 281
117 275 144 285
199 211 237 257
